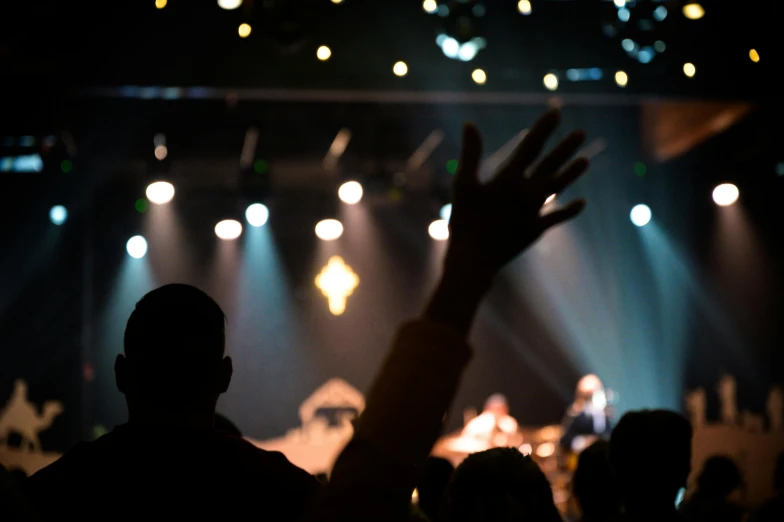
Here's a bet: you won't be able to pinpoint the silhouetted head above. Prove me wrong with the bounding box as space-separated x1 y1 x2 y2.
576 374 604 403
572 439 620 521
443 448 561 522
115 284 232 423
696 456 742 498
610 410 692 513
484 394 509 416
214 412 242 437
416 457 455 522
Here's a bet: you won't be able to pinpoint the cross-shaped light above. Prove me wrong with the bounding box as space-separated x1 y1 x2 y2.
314 256 359 316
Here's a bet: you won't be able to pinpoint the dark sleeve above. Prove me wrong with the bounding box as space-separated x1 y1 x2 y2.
301 320 472 522
559 412 577 451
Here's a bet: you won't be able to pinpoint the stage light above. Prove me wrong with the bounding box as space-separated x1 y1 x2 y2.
630 204 652 227
517 0 532 15
423 0 437 13
440 203 452 221
245 203 269 227
49 205 67 225
155 0 167 8
536 442 555 458
154 145 167 160
317 45 331 61
472 68 486 84
615 70 628 87
154 133 166 147
682 3 704 20
238 23 252 38
215 219 243 240
126 236 148 259
428 219 449 240
145 181 175 205
393 61 408 77
544 194 556 205
218 0 242 9
315 256 359 315
613 0 625 7
331 0 343 3
519 443 532 456
749 49 760 63
543 73 558 91
683 62 696 77
712 183 739 207
315 219 343 241
338 181 363 204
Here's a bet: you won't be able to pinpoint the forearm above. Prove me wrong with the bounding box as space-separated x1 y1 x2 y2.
423 267 493 337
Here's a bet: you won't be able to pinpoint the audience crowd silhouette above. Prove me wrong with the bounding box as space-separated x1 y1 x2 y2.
1 110 782 522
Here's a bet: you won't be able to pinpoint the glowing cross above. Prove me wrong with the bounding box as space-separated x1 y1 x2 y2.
315 256 359 316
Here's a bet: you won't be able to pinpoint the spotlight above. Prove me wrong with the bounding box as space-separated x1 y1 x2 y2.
436 0 487 62
145 181 175 205
712 183 739 207
126 236 148 259
49 205 67 225
423 0 438 13
218 0 242 9
543 73 559 91
245 203 270 227
154 145 168 160
393 61 408 77
315 219 343 241
215 219 243 240
428 219 450 240
338 181 363 204
544 194 556 205
630 204 651 227
439 203 452 221
317 45 331 61
682 3 704 20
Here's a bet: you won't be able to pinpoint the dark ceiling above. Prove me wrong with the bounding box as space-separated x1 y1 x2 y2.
0 0 777 99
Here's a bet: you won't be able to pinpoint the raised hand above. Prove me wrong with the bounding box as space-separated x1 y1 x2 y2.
426 109 590 335
444 109 590 284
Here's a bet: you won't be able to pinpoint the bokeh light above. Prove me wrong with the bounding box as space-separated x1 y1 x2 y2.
245 203 270 227
215 219 243 240
630 204 652 227
49 205 67 225
683 63 696 77
126 236 148 259
682 3 704 20
155 0 167 8
338 181 363 204
135 198 149 213
423 0 437 13
544 194 556 205
145 181 175 205
615 70 628 87
543 73 559 91
472 68 487 84
315 219 344 241
749 49 760 63
317 45 332 61
393 61 408 77
238 23 252 38
517 0 532 15
428 219 450 241
712 183 739 207
60 160 73 173
154 145 168 160
440 203 452 221
218 0 242 9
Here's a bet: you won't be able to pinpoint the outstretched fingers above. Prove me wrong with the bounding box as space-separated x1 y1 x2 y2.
547 157 590 196
530 130 586 185
455 123 483 191
494 109 561 186
538 199 586 232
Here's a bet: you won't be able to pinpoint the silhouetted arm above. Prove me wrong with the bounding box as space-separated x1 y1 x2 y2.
302 110 590 522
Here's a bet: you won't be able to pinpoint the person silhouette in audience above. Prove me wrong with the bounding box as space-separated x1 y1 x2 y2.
752 452 784 522
1 463 38 522
214 412 242 437
610 410 692 522
678 455 744 522
442 447 562 522
572 439 620 522
416 456 455 522
24 284 321 521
